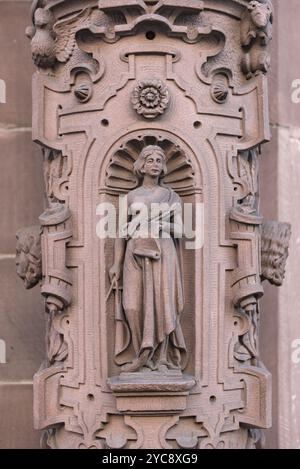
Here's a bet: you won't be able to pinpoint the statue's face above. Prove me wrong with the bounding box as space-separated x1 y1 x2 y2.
143 152 164 177
249 1 271 28
16 242 41 289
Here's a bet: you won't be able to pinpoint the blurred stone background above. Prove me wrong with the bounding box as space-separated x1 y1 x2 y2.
0 0 300 449
0 0 44 449
260 0 300 450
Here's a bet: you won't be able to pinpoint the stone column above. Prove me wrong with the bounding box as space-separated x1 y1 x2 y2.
18 0 289 449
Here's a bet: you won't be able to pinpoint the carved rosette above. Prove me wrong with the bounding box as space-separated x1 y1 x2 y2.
17 0 288 450
131 79 170 119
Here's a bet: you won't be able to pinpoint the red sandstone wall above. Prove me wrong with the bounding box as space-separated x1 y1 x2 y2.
0 0 44 449
260 0 300 450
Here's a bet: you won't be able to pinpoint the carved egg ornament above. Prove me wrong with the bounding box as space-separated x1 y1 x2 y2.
131 79 170 119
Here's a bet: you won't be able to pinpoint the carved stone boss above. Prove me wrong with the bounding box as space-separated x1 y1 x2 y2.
16 0 291 449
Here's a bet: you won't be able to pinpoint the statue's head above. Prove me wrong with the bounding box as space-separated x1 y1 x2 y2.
16 226 42 289
248 1 272 28
134 145 168 180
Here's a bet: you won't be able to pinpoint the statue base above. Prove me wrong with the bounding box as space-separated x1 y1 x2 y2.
107 370 196 415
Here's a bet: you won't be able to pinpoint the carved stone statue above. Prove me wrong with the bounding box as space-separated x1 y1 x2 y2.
16 225 42 289
241 0 273 79
241 1 273 48
261 220 292 286
20 0 291 449
109 145 187 373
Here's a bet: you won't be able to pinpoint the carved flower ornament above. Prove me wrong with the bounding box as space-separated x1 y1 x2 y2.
131 79 170 119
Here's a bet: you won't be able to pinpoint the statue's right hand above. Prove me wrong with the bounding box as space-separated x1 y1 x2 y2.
109 263 122 282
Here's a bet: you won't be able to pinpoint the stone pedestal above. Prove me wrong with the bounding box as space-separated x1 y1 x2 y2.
109 371 196 414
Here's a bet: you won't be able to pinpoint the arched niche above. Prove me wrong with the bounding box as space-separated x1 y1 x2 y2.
96 130 203 381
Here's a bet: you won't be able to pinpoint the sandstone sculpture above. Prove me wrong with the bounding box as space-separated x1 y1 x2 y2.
16 0 290 449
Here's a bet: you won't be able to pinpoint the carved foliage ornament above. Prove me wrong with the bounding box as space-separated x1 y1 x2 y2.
26 1 208 69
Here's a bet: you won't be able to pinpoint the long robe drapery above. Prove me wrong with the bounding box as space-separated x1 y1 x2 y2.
114 186 187 370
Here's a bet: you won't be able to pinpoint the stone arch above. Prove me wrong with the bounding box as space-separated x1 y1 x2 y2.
95 129 205 381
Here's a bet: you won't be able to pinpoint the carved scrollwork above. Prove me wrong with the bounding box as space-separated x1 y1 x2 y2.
236 148 259 215
39 203 73 366
233 298 259 363
26 0 208 69
96 0 206 43
16 203 72 368
43 147 71 204
229 198 263 367
39 203 72 310
229 147 260 216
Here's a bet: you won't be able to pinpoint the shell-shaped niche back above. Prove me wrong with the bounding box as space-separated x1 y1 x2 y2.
105 135 196 196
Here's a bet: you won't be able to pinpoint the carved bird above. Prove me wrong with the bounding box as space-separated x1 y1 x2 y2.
30 7 56 68
27 7 92 68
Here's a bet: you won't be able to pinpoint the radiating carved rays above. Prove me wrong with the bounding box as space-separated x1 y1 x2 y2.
105 135 195 195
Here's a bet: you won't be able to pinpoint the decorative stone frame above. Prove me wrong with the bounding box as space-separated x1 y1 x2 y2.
17 0 291 449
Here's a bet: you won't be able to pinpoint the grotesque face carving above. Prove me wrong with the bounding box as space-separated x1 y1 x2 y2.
261 222 291 287
249 1 272 28
16 226 42 289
